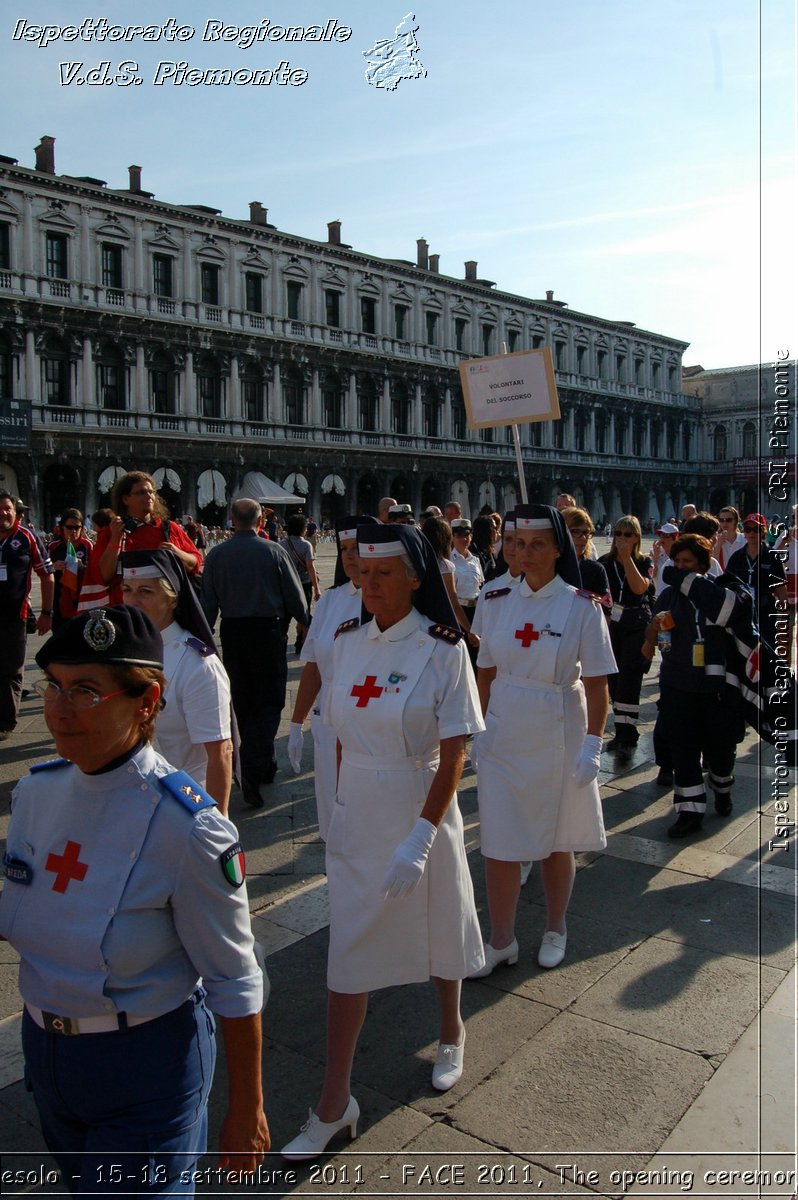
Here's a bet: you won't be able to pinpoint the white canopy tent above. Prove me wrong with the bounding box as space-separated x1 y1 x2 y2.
233 471 304 505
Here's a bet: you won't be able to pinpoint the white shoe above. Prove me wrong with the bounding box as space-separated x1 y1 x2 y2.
538 930 567 969
519 861 532 885
468 938 519 979
432 1031 465 1091
281 1096 360 1161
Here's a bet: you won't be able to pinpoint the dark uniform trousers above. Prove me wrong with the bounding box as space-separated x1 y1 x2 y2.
607 620 650 745
0 617 27 732
22 993 215 1196
659 683 738 813
221 615 288 786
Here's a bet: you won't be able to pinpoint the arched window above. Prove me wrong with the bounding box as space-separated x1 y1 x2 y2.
195 353 223 420
150 350 177 415
391 379 410 435
241 362 266 423
97 343 126 410
41 334 71 406
358 376 378 431
322 370 343 428
282 364 305 426
422 384 440 437
713 424 727 462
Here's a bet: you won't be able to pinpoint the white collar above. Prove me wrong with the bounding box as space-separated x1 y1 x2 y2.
160 620 185 643
519 573 567 600
366 607 424 642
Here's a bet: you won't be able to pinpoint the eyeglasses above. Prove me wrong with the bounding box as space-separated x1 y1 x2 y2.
614 530 635 538
570 528 592 538
718 516 736 524
33 680 131 709
129 489 155 497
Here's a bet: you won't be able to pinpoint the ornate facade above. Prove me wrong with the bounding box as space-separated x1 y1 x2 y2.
1 136 705 528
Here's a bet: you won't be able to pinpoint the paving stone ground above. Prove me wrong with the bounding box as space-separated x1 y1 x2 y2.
0 539 794 1197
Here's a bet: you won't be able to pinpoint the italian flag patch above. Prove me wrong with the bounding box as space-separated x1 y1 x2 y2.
220 843 246 888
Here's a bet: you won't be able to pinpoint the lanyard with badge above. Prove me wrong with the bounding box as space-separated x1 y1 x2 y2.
690 600 705 667
610 562 626 623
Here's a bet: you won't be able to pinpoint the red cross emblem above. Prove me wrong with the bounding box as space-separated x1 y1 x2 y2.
45 840 88 893
515 623 540 648
351 675 384 707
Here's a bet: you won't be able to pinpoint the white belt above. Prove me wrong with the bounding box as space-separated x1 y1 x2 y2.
343 750 439 772
496 672 580 695
26 1003 158 1036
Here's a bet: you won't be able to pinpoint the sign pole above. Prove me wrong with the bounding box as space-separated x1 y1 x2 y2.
500 342 528 504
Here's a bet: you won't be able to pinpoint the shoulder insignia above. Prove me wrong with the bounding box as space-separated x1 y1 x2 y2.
160 770 216 813
484 587 511 600
220 842 246 888
334 617 360 639
576 587 607 605
186 636 214 658
428 623 463 644
30 758 69 774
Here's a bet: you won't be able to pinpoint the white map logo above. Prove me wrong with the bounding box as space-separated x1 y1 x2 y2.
362 12 426 91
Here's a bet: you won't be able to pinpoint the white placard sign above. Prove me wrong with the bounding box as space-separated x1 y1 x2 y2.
459 348 560 429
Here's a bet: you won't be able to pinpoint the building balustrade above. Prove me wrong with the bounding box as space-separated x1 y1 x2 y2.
24 399 691 473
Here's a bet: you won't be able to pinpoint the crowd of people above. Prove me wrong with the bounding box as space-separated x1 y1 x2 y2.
0 473 795 1190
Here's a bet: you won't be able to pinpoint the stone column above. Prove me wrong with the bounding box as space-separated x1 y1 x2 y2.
309 366 322 427
81 337 93 409
183 350 197 416
380 375 391 432
134 344 147 413
26 330 40 404
230 355 242 420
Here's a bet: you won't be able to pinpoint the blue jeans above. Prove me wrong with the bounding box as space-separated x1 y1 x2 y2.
22 994 216 1196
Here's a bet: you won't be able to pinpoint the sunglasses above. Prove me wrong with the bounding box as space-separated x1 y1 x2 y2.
62 524 82 531
743 525 763 533
614 530 635 538
718 517 736 523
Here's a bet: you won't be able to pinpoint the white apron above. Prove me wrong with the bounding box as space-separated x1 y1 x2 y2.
477 576 612 861
325 611 484 993
300 582 362 839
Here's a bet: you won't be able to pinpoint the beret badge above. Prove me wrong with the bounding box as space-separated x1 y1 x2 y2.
82 609 117 652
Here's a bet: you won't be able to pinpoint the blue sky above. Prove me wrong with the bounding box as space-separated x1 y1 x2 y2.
2 0 794 368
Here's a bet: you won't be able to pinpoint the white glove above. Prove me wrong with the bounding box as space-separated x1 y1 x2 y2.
382 818 437 900
469 732 483 774
287 722 304 775
572 734 603 788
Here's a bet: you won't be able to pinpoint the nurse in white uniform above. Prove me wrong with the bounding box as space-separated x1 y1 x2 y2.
471 504 616 975
120 549 233 813
287 514 378 839
282 523 485 1161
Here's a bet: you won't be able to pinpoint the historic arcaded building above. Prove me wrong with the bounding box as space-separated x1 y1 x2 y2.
1 136 706 529
682 361 796 519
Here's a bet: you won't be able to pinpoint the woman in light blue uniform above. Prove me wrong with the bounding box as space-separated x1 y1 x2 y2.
0 606 268 1195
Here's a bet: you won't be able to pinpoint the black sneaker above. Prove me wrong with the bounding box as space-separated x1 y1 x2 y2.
241 778 264 809
713 792 733 817
615 744 634 762
667 811 704 839
656 768 674 786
